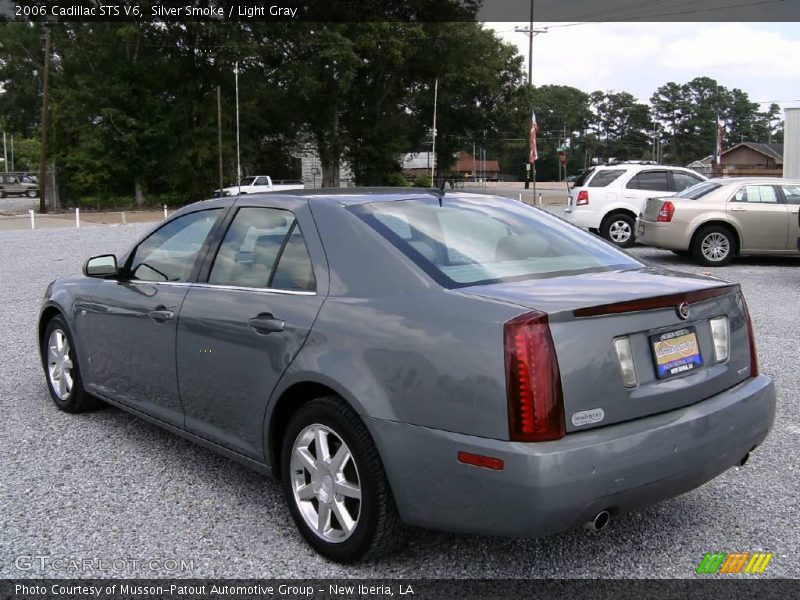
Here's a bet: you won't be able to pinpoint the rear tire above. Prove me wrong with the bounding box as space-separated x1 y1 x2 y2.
600 213 636 248
280 396 404 562
691 225 735 266
27 189 37 198
0 190 5 199
671 250 691 257
41 316 100 413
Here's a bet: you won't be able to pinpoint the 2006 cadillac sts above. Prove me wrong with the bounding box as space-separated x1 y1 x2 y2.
39 190 775 562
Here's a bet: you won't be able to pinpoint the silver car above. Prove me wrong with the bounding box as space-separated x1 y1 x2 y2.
637 177 800 266
39 190 775 562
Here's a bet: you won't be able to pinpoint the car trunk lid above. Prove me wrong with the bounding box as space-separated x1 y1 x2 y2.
457 267 753 433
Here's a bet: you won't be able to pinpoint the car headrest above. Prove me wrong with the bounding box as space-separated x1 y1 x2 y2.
495 234 549 262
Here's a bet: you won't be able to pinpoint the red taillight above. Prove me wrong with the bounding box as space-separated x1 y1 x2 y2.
576 190 589 206
657 201 675 222
742 296 759 377
504 310 565 442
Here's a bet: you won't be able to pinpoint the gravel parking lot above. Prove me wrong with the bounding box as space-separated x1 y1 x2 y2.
1 221 798 579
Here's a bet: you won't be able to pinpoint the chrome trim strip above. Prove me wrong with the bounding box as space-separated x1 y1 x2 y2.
191 283 316 296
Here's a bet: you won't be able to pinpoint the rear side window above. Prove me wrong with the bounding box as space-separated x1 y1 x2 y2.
209 207 315 291
587 169 625 188
350 196 641 288
731 185 779 204
626 171 670 191
673 171 704 192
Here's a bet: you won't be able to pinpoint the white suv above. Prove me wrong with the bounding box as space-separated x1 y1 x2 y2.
564 163 706 247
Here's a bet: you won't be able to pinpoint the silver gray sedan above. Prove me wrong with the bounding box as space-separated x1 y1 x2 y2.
39 190 775 562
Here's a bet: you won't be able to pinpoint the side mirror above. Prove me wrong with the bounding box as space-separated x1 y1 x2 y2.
84 254 119 278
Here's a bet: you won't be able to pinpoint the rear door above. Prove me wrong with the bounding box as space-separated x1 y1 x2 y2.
727 184 788 251
623 170 672 211
778 183 800 251
176 201 326 459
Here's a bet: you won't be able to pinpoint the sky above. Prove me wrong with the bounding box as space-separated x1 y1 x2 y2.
488 21 800 113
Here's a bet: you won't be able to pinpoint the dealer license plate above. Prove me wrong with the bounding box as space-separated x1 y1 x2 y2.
650 327 703 379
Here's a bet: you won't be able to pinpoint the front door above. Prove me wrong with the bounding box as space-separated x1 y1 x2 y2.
176 205 324 459
727 184 788 251
84 208 224 426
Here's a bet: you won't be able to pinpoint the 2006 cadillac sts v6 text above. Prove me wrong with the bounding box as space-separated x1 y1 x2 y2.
38 190 775 562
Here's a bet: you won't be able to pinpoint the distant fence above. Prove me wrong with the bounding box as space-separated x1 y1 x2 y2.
720 168 783 177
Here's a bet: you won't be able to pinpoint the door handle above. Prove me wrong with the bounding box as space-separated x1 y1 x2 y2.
730 206 746 212
248 313 285 335
148 309 174 323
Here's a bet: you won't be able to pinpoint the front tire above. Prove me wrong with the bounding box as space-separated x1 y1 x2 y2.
600 213 636 247
27 189 38 198
691 225 735 266
281 396 403 562
42 316 99 412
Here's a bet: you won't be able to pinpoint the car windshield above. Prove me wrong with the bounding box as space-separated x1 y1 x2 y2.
350 196 641 288
675 181 722 199
572 168 595 187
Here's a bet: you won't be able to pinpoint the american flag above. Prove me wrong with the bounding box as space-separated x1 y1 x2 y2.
529 110 538 163
713 112 724 168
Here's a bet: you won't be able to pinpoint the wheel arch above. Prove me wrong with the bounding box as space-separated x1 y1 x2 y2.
38 304 65 348
600 207 638 226
691 220 741 255
266 379 363 480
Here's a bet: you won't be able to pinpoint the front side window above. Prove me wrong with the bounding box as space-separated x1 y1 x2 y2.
731 185 779 204
781 185 800 205
587 169 625 188
209 207 315 291
626 171 670 192
129 210 221 282
351 196 641 288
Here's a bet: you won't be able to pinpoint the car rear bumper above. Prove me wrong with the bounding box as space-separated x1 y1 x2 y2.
636 219 691 250
367 374 775 537
563 206 599 229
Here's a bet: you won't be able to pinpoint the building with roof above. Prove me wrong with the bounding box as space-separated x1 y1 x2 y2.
720 142 783 177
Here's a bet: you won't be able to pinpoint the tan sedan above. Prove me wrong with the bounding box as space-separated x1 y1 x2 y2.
636 177 800 266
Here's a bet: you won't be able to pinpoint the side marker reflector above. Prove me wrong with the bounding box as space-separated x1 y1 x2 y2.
457 451 504 471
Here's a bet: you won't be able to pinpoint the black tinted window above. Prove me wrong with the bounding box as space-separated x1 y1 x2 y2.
587 169 625 188
627 171 670 191
573 168 594 187
673 172 704 192
129 209 221 282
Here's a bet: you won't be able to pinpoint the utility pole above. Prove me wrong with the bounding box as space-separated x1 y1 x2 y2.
234 61 241 195
515 1 547 190
217 85 223 192
38 27 51 213
430 78 438 185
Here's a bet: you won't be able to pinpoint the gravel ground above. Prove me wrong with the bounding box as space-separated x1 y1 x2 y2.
0 221 798 579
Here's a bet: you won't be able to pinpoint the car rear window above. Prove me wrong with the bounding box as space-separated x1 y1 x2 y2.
587 169 626 188
572 168 595 187
350 196 641 288
676 181 722 199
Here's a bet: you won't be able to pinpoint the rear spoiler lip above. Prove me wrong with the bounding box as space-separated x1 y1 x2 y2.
573 284 740 318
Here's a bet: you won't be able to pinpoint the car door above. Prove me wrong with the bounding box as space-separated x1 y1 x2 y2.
176 201 326 459
727 184 788 251
623 170 671 211
83 207 225 426
778 183 800 252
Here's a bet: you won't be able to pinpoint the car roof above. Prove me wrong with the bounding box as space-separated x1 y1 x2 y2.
592 163 693 172
708 177 800 186
240 187 490 206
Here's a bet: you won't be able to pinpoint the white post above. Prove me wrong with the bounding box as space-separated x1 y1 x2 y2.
121 211 126 225
518 193 522 202
163 204 168 219
75 207 80 228
29 209 35 229
538 192 543 205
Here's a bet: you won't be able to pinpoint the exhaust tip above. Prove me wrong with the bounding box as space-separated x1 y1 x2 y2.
739 452 750 467
583 510 611 532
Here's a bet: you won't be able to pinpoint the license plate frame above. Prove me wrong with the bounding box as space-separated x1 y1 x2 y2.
637 222 645 236
650 326 703 379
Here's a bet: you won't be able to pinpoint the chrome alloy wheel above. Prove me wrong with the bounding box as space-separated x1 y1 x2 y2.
701 232 730 262
47 329 74 401
609 219 632 244
290 423 362 543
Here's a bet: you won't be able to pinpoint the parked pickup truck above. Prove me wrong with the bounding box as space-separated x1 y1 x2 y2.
214 176 304 196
